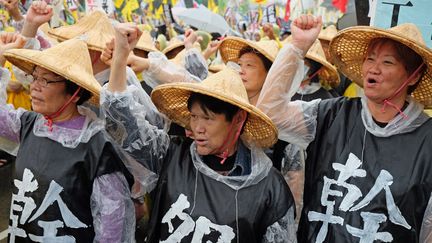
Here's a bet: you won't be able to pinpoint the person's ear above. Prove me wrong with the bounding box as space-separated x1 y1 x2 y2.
409 72 422 86
71 95 80 104
234 110 248 127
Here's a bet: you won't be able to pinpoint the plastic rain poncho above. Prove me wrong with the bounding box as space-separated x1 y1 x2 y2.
0 67 135 242
256 43 432 242
100 63 297 242
142 49 206 89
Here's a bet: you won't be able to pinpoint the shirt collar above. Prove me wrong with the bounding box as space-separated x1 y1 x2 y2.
228 141 252 176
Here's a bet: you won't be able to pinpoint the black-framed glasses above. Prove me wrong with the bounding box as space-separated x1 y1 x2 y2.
29 74 66 87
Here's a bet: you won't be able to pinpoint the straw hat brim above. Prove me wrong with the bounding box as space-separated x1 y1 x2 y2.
330 26 432 107
135 34 158 53
318 36 332 42
162 42 185 55
151 82 278 148
135 45 158 53
3 49 100 104
220 37 276 63
208 64 225 73
306 52 340 88
318 25 338 42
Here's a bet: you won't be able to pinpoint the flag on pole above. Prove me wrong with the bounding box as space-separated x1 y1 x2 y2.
284 0 291 21
332 0 348 13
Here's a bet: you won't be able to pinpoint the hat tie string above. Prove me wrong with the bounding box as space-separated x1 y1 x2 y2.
44 87 81 132
216 117 246 165
305 67 322 83
381 62 425 119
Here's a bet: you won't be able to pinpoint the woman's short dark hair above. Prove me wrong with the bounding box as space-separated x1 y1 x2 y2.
187 93 240 122
238 46 273 72
367 38 426 94
64 81 92 105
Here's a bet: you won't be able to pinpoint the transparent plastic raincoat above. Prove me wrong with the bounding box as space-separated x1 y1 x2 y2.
100 61 297 242
142 48 206 89
256 43 432 243
0 67 135 242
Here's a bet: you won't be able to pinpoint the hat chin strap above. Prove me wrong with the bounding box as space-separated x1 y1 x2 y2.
215 118 246 165
303 67 322 84
380 63 425 119
44 87 81 132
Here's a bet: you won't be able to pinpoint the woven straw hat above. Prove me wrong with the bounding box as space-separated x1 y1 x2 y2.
306 40 340 88
48 10 114 52
162 39 185 58
318 25 338 42
151 67 278 148
219 36 279 63
208 63 226 74
330 23 432 107
3 39 101 103
135 30 158 53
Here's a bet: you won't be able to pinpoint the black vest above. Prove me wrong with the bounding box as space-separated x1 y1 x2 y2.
298 97 432 243
9 112 133 242
147 137 293 242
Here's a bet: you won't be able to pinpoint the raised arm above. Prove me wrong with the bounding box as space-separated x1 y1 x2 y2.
0 0 24 23
256 15 322 149
21 1 52 45
183 29 209 80
0 32 27 154
101 23 170 173
202 39 221 61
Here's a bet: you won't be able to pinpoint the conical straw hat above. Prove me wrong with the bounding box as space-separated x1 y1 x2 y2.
219 36 279 63
151 67 278 148
306 40 340 88
3 39 101 103
162 39 185 58
135 30 158 53
318 25 338 42
208 63 226 74
330 23 432 107
169 42 201 66
48 10 115 51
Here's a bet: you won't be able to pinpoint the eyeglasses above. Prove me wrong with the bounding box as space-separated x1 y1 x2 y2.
29 74 66 88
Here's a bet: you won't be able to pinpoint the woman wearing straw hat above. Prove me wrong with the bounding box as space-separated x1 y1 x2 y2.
257 15 432 242
219 37 279 107
218 37 291 169
317 25 362 98
292 40 339 101
0 35 135 242
317 25 337 62
218 34 313 206
103 22 297 242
